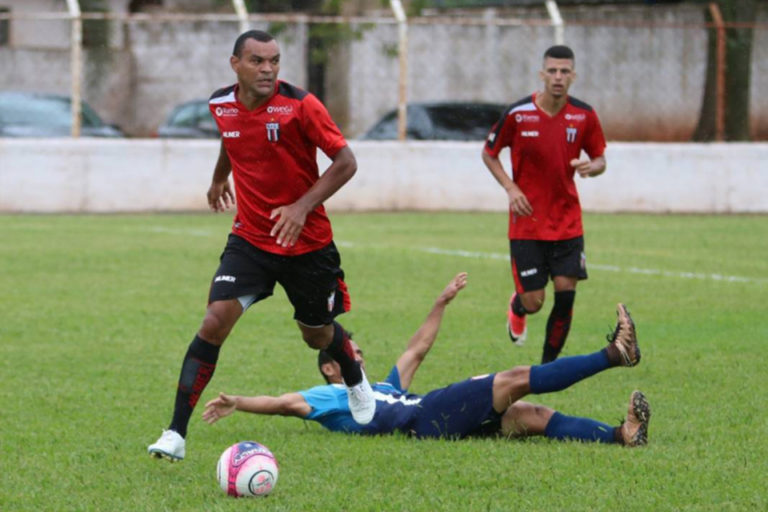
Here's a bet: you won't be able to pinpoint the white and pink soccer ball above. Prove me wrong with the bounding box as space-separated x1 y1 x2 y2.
216 441 279 497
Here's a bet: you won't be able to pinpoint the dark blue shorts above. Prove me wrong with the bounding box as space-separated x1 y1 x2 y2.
408 373 501 439
208 234 350 326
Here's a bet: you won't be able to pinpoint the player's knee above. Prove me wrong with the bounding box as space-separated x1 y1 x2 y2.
494 366 531 402
300 326 332 350
199 311 230 345
521 294 544 313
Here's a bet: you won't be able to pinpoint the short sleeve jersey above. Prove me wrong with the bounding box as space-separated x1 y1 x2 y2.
209 81 348 255
298 366 424 435
484 92 606 241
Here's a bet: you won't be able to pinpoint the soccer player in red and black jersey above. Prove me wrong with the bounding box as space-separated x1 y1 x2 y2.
148 30 375 461
482 45 607 364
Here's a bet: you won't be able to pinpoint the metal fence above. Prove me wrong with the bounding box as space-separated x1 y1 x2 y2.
0 1 766 141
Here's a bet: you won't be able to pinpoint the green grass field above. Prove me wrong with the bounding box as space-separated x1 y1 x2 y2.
1 212 767 511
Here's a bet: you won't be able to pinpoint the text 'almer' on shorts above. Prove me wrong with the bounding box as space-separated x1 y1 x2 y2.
510 236 588 292
208 234 350 326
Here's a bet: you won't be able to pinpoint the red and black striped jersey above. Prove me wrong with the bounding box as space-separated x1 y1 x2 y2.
485 92 606 241
209 81 347 255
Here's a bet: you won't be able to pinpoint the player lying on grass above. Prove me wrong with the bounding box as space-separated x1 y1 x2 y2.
203 273 650 445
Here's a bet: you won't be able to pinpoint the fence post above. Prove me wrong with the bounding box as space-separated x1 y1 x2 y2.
709 2 725 142
545 0 564 45
232 0 248 35
66 0 82 138
390 0 408 141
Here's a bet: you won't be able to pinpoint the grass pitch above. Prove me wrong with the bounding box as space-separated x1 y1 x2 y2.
1 212 766 511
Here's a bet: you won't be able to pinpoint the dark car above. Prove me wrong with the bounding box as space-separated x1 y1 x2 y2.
156 99 219 138
359 101 506 141
0 91 124 137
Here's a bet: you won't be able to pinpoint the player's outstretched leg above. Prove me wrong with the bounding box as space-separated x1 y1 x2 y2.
528 302 640 395
619 390 651 447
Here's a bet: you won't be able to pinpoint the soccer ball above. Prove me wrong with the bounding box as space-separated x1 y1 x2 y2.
216 441 279 497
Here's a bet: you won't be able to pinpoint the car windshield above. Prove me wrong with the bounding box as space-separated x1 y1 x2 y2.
425 104 504 140
168 102 215 128
0 93 104 128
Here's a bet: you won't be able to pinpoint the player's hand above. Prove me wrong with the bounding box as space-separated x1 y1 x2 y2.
202 392 237 424
207 180 235 212
572 158 594 178
507 186 533 217
269 203 309 248
439 272 468 305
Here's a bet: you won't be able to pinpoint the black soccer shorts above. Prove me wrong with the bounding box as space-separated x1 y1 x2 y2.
509 236 588 292
208 234 350 326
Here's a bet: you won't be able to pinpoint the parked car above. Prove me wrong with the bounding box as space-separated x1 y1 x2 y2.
359 101 507 141
0 91 124 137
156 99 219 138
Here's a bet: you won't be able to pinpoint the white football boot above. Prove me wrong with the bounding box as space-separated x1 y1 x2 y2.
346 371 376 425
148 429 185 461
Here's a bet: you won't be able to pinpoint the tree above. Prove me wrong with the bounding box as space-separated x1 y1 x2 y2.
693 0 758 141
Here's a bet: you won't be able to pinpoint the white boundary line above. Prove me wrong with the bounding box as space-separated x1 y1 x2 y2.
341 242 768 286
143 229 767 286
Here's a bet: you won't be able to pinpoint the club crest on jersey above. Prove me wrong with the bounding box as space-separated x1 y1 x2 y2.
266 122 280 142
566 125 578 143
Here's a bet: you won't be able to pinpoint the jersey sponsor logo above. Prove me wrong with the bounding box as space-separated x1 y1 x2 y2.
222 131 240 138
214 106 239 117
521 130 539 137
266 122 280 142
565 113 586 121
214 275 236 283
566 125 578 143
515 113 540 123
520 268 538 277
267 105 294 114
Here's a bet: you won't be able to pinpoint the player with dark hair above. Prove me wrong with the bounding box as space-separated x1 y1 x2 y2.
482 44 607 363
203 273 650 446
148 30 374 461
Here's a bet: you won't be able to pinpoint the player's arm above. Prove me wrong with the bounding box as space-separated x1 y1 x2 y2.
202 391 312 424
481 151 533 216
270 145 356 247
207 140 235 212
572 154 606 178
395 272 468 390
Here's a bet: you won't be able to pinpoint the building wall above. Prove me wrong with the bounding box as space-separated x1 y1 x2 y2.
1 139 766 214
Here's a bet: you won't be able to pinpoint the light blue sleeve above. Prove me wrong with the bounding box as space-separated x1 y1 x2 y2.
298 384 362 433
298 384 348 419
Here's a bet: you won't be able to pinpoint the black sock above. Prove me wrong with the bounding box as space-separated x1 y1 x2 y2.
511 293 528 317
541 290 576 363
169 335 220 438
325 322 363 386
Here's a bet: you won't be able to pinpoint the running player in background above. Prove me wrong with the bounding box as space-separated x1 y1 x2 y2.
148 30 374 461
203 273 650 447
482 45 607 363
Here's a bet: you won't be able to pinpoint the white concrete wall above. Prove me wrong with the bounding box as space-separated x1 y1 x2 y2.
1 139 767 213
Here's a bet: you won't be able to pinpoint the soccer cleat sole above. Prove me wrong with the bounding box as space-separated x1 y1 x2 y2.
627 391 651 446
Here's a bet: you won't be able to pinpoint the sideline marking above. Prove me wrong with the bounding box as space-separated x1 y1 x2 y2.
144 232 766 286
339 242 767 286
